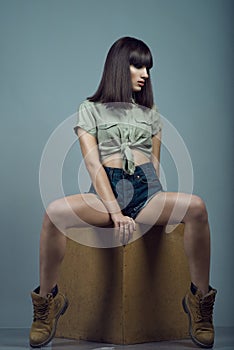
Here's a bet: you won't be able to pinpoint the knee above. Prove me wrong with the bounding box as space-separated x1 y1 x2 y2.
187 195 208 223
43 199 66 231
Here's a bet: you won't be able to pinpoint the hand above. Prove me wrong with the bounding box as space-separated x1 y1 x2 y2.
111 212 136 245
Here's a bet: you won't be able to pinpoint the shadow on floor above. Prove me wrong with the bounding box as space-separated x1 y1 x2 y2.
0 327 233 350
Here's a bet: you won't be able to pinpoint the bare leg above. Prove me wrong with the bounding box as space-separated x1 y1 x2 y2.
135 192 210 295
39 193 112 297
39 222 66 297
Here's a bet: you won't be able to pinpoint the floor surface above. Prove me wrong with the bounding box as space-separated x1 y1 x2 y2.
0 327 233 350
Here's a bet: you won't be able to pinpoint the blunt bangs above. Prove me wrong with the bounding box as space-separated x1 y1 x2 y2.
129 47 153 70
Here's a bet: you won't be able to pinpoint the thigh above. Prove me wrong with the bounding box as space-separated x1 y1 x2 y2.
135 191 193 226
47 193 112 229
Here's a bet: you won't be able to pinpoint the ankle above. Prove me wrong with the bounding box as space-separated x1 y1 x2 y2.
190 282 209 296
34 285 58 298
190 282 197 295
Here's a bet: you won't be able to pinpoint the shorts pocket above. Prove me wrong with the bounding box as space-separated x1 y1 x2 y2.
135 165 158 184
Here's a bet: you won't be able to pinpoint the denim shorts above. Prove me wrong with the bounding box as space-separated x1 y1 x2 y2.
88 162 163 219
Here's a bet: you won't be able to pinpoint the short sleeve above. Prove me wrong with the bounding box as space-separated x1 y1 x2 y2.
151 104 162 136
73 100 97 136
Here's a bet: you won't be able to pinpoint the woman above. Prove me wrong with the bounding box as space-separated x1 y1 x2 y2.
29 37 216 349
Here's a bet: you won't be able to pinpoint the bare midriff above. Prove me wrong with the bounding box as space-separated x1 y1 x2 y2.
102 149 150 168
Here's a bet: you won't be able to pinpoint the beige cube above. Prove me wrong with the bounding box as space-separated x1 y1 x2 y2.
56 224 190 344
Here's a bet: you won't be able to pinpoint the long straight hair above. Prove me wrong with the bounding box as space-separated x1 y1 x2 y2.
88 37 154 108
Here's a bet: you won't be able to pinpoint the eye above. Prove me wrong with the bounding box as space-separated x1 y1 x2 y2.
133 63 143 69
132 64 150 73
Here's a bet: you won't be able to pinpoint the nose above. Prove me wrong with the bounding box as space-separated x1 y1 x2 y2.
141 67 149 79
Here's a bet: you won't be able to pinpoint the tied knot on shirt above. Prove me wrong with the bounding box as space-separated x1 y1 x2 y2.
120 142 135 175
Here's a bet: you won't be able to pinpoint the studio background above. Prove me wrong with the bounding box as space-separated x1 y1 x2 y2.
0 0 233 328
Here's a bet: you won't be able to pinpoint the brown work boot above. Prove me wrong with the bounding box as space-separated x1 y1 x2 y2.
29 286 68 348
183 284 217 348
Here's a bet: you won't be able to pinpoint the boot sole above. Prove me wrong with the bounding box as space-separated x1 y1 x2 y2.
30 297 69 348
182 297 213 349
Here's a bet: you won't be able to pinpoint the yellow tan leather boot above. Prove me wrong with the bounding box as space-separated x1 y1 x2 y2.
183 285 217 348
29 286 68 348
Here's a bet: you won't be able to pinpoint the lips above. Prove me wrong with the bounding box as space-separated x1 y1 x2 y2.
137 81 145 86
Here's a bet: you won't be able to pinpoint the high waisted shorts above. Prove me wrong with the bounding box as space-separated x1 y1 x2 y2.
88 162 163 219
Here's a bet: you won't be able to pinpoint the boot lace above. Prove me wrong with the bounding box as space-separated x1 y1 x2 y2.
200 296 215 322
195 294 215 323
33 294 53 322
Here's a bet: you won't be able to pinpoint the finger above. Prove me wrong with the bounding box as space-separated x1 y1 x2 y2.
128 222 134 241
114 222 119 229
129 219 135 233
128 218 135 234
124 224 131 245
119 222 125 244
118 223 127 246
124 223 132 243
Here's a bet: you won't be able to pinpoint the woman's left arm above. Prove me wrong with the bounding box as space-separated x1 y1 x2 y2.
150 131 162 178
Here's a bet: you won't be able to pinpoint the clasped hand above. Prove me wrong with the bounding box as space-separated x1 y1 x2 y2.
111 212 136 245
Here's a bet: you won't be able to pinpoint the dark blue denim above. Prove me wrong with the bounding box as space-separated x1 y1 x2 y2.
88 162 163 219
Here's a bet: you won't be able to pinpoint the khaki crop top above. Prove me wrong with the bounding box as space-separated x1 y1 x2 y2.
74 99 162 175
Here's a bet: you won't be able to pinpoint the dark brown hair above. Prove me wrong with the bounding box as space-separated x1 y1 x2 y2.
88 37 154 108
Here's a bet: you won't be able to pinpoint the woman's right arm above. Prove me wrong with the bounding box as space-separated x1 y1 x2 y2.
77 127 136 242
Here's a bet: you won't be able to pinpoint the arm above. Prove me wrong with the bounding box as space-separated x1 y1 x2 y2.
77 127 121 214
77 127 136 240
150 130 162 178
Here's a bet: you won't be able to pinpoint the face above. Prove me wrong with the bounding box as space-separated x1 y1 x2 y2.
130 64 149 92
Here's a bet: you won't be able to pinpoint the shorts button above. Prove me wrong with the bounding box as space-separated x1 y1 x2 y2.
136 175 140 179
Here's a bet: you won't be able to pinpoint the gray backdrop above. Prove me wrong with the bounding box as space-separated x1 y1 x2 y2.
0 0 233 328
